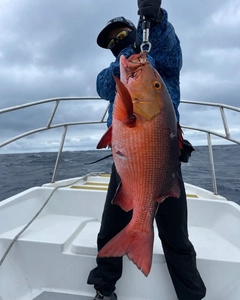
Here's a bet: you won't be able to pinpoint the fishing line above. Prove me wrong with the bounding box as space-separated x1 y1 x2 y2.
0 172 103 267
84 154 113 165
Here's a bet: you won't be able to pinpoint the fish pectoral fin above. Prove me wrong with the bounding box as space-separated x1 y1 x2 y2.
112 183 133 212
96 125 112 149
113 75 134 123
98 225 154 277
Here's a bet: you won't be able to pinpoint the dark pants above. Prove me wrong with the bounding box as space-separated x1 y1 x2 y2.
87 163 206 299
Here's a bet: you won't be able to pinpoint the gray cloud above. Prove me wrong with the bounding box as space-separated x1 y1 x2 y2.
0 0 239 153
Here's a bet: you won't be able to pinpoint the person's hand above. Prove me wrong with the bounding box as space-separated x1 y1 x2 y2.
131 41 141 53
137 0 162 21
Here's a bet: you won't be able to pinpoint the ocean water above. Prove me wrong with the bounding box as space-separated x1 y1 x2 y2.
0 145 239 204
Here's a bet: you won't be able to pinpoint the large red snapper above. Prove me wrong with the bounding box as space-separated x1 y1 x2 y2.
97 51 182 276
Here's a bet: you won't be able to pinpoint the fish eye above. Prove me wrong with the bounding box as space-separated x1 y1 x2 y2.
153 81 161 90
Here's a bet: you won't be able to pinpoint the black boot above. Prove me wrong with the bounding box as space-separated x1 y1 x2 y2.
93 291 117 300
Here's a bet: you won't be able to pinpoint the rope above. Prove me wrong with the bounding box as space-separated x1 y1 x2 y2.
0 172 103 266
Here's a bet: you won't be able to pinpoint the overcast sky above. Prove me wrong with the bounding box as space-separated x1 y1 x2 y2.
0 0 240 154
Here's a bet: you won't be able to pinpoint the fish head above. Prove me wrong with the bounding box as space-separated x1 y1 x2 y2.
120 51 172 121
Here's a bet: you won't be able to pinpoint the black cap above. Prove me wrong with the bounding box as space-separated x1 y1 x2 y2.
97 16 136 49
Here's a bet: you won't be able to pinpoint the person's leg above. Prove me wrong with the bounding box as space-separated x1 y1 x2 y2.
155 166 206 300
87 163 132 296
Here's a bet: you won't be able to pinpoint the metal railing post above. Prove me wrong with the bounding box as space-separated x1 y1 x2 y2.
207 133 218 195
220 106 230 139
47 100 60 127
51 125 68 183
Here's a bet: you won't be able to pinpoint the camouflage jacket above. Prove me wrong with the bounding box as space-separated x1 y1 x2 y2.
96 9 182 127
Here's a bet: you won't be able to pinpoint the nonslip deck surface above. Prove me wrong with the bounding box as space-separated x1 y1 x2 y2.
70 181 199 198
34 292 91 300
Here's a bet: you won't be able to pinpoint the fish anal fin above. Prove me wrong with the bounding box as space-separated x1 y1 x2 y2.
98 225 154 277
112 183 133 212
96 126 112 149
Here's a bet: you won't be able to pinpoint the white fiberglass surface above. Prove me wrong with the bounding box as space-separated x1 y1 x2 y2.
71 220 240 262
34 293 91 300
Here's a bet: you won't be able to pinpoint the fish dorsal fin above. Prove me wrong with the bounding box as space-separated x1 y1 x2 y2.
178 123 184 151
113 75 134 121
96 125 112 149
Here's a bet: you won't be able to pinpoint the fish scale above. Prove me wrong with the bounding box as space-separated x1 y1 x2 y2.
115 118 177 196
97 51 181 276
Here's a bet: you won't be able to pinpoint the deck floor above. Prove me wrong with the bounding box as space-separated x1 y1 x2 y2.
1 214 240 263
34 292 91 300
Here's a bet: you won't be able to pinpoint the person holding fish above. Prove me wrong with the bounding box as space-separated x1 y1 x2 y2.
87 1 206 299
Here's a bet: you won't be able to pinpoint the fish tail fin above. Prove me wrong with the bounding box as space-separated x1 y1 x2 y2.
98 225 154 277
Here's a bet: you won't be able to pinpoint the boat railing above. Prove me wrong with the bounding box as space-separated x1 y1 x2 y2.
180 100 240 194
0 98 239 195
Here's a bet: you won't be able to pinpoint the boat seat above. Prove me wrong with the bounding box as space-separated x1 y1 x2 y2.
71 221 240 263
0 214 96 252
189 226 240 262
71 221 166 262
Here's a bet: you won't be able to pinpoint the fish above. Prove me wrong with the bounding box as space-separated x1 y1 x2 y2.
96 51 183 276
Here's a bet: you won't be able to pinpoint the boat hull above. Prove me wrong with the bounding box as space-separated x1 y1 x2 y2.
0 175 240 300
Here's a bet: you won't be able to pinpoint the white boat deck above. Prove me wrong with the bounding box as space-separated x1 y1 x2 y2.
1 174 240 300
33 293 90 300
2 213 240 263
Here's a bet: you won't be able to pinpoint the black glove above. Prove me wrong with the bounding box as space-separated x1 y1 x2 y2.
131 41 141 53
138 0 162 22
179 140 195 163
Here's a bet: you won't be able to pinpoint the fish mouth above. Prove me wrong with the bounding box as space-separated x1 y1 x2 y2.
121 51 148 84
126 67 143 82
128 51 148 65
